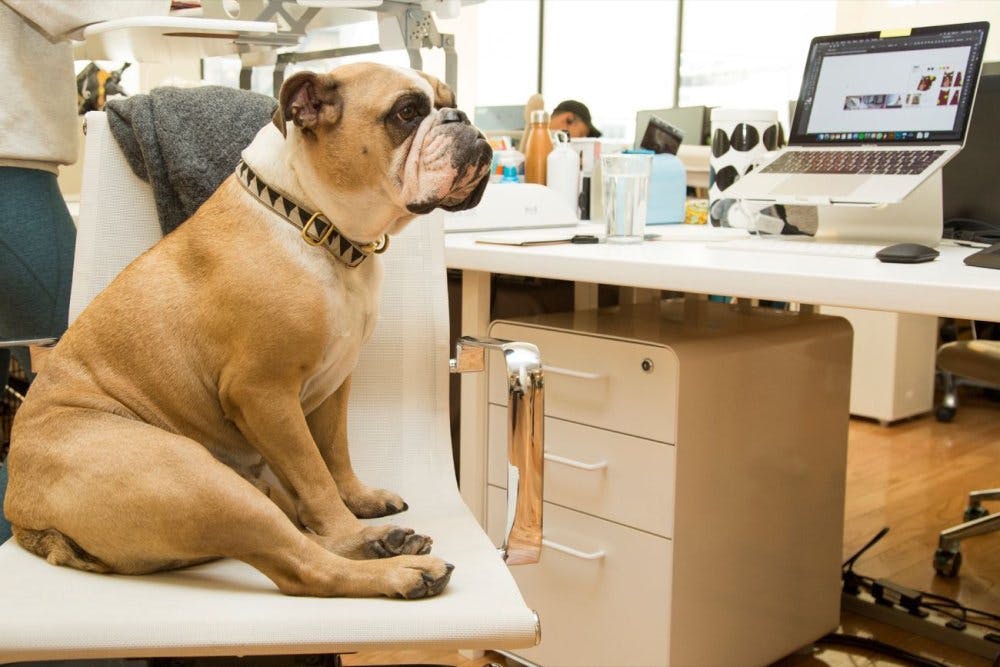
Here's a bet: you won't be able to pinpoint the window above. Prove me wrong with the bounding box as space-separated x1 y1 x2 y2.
464 0 541 108
542 0 679 141
678 0 837 130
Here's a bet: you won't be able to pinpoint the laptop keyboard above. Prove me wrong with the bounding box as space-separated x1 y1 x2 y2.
761 150 945 175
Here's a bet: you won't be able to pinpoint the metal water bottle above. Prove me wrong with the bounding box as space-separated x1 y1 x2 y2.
523 110 553 185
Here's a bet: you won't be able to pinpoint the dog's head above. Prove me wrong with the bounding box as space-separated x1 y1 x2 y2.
271 63 492 222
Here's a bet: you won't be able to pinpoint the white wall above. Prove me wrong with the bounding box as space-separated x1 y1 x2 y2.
836 0 1000 62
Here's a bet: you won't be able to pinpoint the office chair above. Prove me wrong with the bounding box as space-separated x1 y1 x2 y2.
934 323 1000 422
931 326 1000 577
0 112 543 662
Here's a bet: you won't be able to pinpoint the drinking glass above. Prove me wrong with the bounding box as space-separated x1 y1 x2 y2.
601 154 652 244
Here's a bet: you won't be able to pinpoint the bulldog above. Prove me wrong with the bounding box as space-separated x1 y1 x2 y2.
4 63 492 599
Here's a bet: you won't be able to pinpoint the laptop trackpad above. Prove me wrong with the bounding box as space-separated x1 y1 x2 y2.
771 175 867 197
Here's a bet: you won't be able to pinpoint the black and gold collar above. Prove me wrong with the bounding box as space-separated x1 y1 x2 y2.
235 160 388 268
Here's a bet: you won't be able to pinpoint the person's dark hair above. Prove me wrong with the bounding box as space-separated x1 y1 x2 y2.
552 100 601 138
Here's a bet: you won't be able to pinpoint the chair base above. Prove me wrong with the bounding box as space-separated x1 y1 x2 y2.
933 489 1000 577
935 368 1000 422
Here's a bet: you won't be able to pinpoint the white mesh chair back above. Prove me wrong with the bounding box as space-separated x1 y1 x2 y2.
0 111 537 661
68 112 162 324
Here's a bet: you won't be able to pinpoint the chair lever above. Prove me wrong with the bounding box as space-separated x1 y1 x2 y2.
451 335 544 565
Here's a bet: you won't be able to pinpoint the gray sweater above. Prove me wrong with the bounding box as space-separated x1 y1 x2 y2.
106 86 277 235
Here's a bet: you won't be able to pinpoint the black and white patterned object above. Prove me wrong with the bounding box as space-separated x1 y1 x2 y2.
708 110 781 227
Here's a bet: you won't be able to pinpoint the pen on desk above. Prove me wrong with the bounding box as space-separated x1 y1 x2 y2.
571 235 599 244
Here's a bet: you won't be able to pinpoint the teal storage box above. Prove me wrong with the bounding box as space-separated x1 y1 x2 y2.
646 153 686 224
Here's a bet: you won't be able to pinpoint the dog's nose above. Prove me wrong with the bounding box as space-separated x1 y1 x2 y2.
439 108 469 125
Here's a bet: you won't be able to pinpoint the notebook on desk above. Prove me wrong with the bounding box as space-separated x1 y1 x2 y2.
725 22 989 206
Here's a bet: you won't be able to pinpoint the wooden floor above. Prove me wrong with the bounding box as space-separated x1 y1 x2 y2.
346 389 1000 667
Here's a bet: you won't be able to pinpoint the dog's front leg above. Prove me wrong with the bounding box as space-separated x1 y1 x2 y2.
221 373 430 560
307 375 410 519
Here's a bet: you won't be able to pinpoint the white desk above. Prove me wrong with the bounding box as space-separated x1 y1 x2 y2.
446 224 1000 521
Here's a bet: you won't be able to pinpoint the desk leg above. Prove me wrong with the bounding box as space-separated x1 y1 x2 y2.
459 270 491 524
619 287 661 304
574 282 599 311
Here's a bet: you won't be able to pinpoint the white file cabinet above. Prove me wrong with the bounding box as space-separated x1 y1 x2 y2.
818 307 938 424
484 300 853 667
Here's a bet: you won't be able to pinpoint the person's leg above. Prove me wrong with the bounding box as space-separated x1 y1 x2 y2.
0 167 75 346
0 461 9 543
0 166 76 543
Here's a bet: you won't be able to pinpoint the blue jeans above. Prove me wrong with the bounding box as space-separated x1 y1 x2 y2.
0 167 76 542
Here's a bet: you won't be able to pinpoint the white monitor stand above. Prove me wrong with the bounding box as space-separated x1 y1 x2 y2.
815 171 943 247
815 170 942 425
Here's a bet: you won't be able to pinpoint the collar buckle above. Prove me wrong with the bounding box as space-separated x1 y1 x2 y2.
301 212 335 247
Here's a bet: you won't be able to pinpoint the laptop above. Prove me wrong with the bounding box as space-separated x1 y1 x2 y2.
725 22 990 206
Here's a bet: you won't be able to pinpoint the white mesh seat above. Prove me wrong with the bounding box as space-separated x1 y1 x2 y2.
0 112 539 662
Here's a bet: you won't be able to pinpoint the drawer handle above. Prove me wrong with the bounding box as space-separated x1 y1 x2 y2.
542 538 606 561
544 452 608 471
543 365 605 381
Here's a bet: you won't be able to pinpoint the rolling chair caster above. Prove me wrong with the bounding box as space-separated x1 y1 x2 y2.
933 548 962 578
934 492 1000 578
935 370 958 422
934 405 955 422
964 503 990 522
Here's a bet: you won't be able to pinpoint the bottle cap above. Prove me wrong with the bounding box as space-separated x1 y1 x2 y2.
529 109 549 124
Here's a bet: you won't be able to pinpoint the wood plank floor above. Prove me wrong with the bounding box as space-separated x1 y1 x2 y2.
347 390 1000 667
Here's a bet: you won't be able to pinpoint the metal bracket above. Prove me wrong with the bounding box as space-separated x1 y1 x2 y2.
203 0 317 45
451 336 544 566
233 0 459 97
381 1 457 92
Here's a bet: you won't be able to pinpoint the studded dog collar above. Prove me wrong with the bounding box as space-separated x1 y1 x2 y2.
235 160 388 268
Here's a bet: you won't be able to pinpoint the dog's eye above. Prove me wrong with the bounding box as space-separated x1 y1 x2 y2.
396 104 418 122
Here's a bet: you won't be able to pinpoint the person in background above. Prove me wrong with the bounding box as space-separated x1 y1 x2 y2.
0 0 164 543
550 99 602 139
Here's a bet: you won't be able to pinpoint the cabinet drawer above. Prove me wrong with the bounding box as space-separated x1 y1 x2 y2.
488 405 675 537
487 486 671 667
488 322 678 443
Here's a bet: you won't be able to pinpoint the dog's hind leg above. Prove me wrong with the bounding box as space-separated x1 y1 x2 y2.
6 414 452 598
245 476 430 561
248 477 301 526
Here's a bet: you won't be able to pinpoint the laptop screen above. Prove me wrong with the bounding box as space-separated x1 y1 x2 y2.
790 22 989 146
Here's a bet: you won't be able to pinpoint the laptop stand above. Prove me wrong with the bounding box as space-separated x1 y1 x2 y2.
816 171 943 246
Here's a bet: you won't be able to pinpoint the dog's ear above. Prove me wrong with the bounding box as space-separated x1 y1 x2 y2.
272 71 342 137
415 72 457 110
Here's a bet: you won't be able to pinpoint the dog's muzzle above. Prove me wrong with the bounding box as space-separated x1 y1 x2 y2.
406 110 493 215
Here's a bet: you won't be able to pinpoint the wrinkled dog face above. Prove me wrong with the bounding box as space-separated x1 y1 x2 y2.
272 63 492 217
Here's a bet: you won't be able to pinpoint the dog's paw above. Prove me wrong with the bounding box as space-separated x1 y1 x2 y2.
362 525 432 559
380 556 454 599
341 482 409 519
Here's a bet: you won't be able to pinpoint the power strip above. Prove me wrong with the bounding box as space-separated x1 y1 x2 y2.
843 589 1000 661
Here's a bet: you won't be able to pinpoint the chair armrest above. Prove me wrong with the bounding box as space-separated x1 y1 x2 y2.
0 339 58 375
451 335 543 565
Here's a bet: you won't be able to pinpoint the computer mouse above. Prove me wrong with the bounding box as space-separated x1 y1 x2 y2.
876 243 940 264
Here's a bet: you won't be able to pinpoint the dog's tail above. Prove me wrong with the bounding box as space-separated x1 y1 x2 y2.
12 526 112 574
